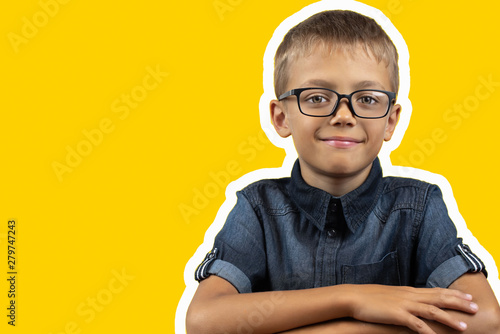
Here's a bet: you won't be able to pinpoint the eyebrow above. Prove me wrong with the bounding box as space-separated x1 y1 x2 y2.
299 79 387 91
353 80 386 90
300 79 335 88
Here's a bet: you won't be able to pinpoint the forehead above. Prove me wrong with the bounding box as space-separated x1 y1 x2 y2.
286 43 392 91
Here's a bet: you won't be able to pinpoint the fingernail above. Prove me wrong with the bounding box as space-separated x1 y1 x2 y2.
465 293 473 300
459 321 467 330
470 302 478 311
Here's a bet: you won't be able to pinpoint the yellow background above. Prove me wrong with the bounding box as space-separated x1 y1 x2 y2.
1 0 499 332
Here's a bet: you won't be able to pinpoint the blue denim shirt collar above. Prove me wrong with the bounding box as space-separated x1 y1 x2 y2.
288 157 384 233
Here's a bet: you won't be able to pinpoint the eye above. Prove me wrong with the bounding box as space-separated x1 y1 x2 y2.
305 95 329 104
357 95 378 104
311 95 326 103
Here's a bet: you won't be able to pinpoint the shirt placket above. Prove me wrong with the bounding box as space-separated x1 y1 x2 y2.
315 198 345 287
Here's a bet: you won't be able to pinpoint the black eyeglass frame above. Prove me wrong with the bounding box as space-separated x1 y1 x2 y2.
278 87 397 119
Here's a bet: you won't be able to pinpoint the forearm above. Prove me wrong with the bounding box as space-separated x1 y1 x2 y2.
432 273 500 334
279 318 415 334
279 313 489 334
187 283 352 334
278 306 500 334
425 307 500 333
187 275 484 334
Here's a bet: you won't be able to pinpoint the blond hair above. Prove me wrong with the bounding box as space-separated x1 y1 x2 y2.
274 10 399 97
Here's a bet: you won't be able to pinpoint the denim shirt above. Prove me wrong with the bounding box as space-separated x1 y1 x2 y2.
195 158 485 293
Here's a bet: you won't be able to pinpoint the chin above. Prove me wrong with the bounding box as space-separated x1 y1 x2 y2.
322 160 372 178
325 167 358 178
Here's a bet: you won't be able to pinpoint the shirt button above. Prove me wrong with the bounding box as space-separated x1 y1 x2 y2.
327 229 336 237
331 203 337 212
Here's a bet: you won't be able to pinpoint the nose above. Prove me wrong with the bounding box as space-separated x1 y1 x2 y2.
329 98 356 126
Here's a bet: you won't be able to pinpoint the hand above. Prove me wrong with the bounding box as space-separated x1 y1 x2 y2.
346 285 478 334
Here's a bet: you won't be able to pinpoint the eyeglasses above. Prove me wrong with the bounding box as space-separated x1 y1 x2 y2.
278 88 397 119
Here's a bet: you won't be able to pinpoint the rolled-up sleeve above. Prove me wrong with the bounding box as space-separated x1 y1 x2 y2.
414 185 486 288
194 191 267 293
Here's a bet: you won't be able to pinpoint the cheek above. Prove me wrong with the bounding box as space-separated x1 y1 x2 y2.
364 121 388 141
289 116 317 135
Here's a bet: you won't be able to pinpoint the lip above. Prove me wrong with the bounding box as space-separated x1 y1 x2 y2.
321 136 362 148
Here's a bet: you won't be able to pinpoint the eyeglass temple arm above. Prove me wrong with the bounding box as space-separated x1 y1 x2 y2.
278 90 295 101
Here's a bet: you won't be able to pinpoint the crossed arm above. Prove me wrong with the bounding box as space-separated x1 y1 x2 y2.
186 272 500 334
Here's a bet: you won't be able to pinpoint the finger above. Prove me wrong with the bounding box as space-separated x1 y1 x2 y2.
415 304 468 332
416 287 471 301
412 289 478 314
434 293 478 314
433 287 472 301
404 314 437 334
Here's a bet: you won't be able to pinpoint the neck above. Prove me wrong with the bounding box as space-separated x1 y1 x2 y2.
299 162 373 197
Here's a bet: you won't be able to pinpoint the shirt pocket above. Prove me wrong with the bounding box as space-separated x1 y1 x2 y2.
341 250 401 286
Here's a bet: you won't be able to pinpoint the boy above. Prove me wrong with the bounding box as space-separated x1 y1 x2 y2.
186 8 500 334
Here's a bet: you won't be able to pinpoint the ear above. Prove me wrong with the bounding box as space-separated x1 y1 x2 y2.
384 103 401 141
270 99 292 138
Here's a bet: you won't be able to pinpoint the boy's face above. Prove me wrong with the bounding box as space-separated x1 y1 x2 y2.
271 44 401 195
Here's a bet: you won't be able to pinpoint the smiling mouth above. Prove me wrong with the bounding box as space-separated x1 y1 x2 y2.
321 136 362 148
